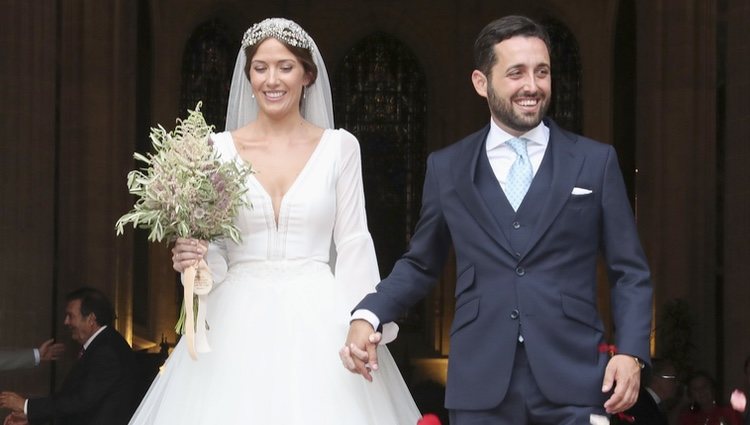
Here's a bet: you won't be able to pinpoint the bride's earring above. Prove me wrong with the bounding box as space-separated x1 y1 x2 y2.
302 86 306 100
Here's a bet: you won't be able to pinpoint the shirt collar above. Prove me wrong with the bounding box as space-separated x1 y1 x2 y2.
486 118 549 151
83 325 107 350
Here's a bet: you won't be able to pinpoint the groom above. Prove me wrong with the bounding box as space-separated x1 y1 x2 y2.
342 15 652 424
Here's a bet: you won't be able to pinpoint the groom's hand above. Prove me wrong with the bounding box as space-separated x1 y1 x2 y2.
340 319 380 382
602 354 641 413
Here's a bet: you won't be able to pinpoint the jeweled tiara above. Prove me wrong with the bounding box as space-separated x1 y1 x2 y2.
241 18 314 52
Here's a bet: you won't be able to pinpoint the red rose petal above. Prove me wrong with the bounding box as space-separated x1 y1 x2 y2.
417 413 442 425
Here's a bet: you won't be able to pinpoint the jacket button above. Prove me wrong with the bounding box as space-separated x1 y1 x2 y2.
515 266 525 276
510 309 520 319
512 221 521 229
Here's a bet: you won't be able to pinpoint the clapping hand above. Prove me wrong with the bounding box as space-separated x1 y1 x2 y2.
0 392 25 413
3 412 28 425
38 338 64 362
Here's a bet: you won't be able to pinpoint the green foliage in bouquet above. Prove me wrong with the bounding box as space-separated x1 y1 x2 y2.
174 295 200 338
116 102 253 244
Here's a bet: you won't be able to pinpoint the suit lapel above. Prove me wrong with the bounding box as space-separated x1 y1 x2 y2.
62 328 108 391
452 125 516 256
521 119 583 257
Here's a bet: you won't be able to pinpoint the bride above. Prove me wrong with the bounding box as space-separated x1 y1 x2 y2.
128 17 422 424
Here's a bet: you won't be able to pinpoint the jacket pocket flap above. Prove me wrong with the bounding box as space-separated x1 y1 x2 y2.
560 293 604 332
454 265 475 297
450 297 480 335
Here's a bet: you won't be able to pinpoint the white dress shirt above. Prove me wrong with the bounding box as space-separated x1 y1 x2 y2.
485 118 549 191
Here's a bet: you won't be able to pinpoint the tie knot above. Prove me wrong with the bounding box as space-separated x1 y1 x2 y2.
506 138 528 157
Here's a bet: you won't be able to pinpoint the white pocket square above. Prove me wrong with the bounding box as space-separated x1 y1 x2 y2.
571 187 593 195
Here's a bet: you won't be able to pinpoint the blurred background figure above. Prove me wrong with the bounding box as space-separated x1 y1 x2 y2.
615 358 680 425
677 371 743 425
0 339 64 371
742 356 750 425
0 287 137 425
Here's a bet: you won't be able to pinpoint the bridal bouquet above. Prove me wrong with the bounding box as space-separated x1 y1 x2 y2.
116 102 253 359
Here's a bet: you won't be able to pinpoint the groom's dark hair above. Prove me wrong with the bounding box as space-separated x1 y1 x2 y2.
473 15 551 77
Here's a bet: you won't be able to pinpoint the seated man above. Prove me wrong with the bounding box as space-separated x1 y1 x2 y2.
0 339 64 371
0 287 137 425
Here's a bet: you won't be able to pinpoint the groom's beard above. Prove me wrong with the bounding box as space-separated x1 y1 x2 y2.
487 81 549 133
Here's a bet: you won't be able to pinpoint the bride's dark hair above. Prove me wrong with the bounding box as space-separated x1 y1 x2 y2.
243 39 318 87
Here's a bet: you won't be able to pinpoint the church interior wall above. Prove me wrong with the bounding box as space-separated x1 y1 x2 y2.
1 0 748 406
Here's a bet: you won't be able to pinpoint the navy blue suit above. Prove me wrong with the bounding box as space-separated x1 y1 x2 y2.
357 118 652 411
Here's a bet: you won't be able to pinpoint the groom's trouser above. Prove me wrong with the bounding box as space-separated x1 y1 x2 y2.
449 342 605 425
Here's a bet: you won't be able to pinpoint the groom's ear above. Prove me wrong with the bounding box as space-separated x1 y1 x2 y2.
471 70 488 98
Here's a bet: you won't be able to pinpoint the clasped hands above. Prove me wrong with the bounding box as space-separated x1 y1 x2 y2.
339 319 642 414
339 319 382 382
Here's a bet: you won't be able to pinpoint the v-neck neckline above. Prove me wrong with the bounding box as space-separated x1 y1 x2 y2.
228 129 330 229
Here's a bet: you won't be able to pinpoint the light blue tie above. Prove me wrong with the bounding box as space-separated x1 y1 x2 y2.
505 138 533 211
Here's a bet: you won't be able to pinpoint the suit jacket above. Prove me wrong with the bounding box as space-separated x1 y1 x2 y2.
0 349 35 371
620 387 667 425
27 326 137 425
357 118 652 410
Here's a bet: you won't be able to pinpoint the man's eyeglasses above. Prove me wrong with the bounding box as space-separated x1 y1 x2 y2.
657 374 679 381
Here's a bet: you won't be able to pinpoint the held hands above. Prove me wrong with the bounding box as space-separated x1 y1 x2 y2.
0 392 25 413
38 338 64 362
339 320 382 382
602 354 641 413
172 238 208 273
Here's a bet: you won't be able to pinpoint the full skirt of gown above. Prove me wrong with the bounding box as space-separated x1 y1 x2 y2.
129 260 422 424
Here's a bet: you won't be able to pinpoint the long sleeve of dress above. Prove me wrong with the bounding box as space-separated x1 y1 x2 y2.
202 132 232 287
205 238 229 285
332 131 398 343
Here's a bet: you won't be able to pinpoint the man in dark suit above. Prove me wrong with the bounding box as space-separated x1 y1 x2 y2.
0 287 137 425
617 359 679 425
0 340 64 371
341 15 652 425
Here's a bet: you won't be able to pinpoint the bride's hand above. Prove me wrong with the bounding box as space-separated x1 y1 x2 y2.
172 238 208 273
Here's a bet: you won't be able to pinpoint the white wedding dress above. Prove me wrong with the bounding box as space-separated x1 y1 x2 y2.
129 129 421 424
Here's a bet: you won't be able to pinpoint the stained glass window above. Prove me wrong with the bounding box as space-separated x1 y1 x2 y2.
544 18 583 134
179 20 237 130
333 33 427 278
